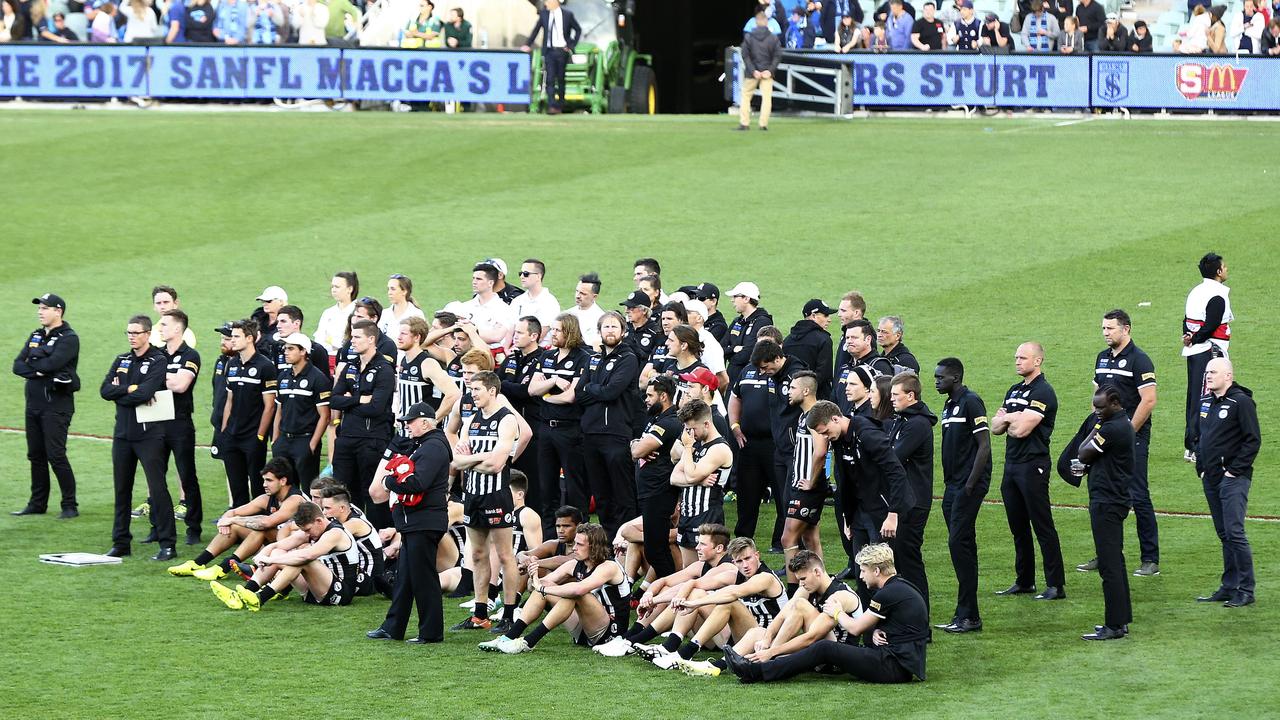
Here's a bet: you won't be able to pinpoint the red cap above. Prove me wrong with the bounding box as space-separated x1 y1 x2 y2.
677 367 719 392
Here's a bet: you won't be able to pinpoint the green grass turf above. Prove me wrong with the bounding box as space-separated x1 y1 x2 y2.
0 111 1277 717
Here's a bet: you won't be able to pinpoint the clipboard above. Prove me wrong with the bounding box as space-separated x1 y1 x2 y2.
136 389 176 423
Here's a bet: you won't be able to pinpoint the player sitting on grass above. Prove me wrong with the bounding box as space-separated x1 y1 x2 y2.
210 501 359 611
593 523 735 659
670 537 788 677
720 550 862 666
479 523 630 654
315 483 386 597
168 458 305 580
517 505 581 578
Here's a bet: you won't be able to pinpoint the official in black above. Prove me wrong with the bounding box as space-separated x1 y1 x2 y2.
933 358 991 633
991 342 1065 601
272 331 333 493
783 299 836 399
722 281 773 387
209 322 235 463
1193 357 1261 608
1072 386 1135 640
877 315 920 374
887 372 937 625
727 356 775 541
621 291 662 368
809 400 913 605
156 309 204 545
529 313 591 515
578 311 641 538
632 376 683 580
219 319 278 509
754 339 807 552
1082 309 1159 576
12 293 80 518
523 0 581 114
100 315 176 560
367 403 451 643
331 319 396 528
834 320 894 405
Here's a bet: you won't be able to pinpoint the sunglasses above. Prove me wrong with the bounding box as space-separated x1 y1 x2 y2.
519 270 540 277
126 330 148 336
389 274 406 280
358 296 376 304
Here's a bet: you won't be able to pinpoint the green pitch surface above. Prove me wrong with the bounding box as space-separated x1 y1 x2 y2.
1 111 1276 718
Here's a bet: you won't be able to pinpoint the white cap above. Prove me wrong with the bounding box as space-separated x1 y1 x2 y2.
683 298 708 320
482 258 508 276
667 291 690 304
442 301 471 321
256 285 288 303
727 281 761 301
281 332 311 349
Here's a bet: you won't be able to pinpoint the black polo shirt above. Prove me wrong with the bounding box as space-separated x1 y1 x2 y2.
730 366 773 439
1093 341 1155 436
941 387 990 486
276 361 333 436
911 16 945 48
867 576 929 681
224 352 278 439
636 406 682 498
165 343 201 419
500 346 545 424
1002 373 1056 463
1085 413 1134 506
537 347 591 423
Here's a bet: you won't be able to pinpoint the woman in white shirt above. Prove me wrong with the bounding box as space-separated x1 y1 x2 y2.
122 0 160 41
295 0 328 45
314 271 359 364
378 273 426 337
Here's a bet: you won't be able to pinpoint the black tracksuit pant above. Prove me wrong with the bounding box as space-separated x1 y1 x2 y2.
25 409 76 511
380 529 444 641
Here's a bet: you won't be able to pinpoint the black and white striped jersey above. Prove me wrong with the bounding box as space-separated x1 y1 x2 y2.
397 351 439 432
790 409 825 490
572 559 632 628
317 520 360 593
680 436 732 518
346 506 385 593
464 406 513 496
511 506 537 553
809 578 857 643
738 561 788 628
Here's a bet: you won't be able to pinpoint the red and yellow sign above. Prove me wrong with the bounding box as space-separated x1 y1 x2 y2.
1176 63 1249 100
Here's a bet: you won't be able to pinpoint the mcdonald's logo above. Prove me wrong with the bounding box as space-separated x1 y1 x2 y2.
1176 63 1248 100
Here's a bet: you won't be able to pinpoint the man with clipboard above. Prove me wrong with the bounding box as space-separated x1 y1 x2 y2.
100 315 177 561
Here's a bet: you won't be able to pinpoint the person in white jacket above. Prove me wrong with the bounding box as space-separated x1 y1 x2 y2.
296 0 328 44
122 0 161 41
1229 0 1266 52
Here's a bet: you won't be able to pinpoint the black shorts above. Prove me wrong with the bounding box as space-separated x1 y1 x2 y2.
572 615 625 648
785 485 826 526
463 490 515 531
676 508 725 549
304 569 356 606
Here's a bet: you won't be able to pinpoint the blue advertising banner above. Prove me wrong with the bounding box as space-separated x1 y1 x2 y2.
1092 54 1280 110
0 44 148 97
991 54 1089 108
0 44 531 103
342 49 531 102
847 54 1089 108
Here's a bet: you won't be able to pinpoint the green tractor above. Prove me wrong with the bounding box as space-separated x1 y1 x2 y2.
528 0 655 114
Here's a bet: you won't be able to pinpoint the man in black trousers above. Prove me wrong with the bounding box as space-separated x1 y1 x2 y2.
12 293 80 518
1072 386 1135 640
368 403 451 644
522 0 581 114
578 311 640 538
101 315 176 561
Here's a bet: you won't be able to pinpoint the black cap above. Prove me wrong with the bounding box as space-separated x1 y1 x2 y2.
696 282 720 301
676 285 701 298
803 298 837 317
398 402 435 422
214 321 234 337
620 290 651 309
32 293 66 311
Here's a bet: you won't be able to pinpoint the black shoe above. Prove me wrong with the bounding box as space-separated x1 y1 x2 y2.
1094 624 1128 635
1082 625 1127 641
105 546 131 558
10 506 45 516
489 619 514 635
141 529 159 544
1224 592 1255 608
58 508 79 519
760 126 769 131
1196 588 1232 603
721 646 758 683
833 567 855 582
1034 587 1066 601
406 636 442 644
944 618 983 634
934 617 959 630
995 584 1036 596
185 529 202 546
733 124 749 131
367 628 401 641
151 546 177 562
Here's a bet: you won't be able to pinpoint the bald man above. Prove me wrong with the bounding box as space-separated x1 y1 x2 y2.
1193 358 1260 608
990 342 1065 601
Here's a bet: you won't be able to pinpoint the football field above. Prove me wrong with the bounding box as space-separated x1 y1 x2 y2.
1 110 1277 718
